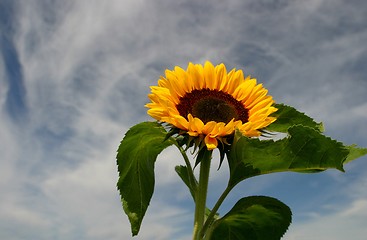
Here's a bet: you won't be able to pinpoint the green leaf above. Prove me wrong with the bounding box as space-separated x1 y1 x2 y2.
209 196 292 240
116 121 173 236
228 125 352 187
175 165 198 200
343 144 367 164
266 104 324 132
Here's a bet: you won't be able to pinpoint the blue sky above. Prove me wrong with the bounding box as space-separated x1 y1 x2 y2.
1 0 367 239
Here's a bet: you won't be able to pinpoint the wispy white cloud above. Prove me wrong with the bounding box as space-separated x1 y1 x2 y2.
0 55 7 109
1 0 366 239
284 198 367 240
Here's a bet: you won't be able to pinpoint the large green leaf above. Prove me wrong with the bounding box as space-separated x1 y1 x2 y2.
227 125 363 187
116 121 173 236
209 196 292 240
266 104 324 132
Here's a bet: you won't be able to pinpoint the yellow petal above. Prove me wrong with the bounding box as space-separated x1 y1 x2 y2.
226 69 244 95
204 61 217 90
202 121 217 134
204 135 218 150
234 79 257 102
188 114 204 134
174 115 189 130
216 63 228 91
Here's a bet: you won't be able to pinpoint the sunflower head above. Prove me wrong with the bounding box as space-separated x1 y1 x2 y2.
145 61 277 150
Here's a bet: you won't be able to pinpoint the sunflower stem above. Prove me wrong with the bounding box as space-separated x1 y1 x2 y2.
192 149 212 240
201 183 234 239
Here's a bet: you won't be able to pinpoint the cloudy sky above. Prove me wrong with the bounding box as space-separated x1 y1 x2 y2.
1 0 367 239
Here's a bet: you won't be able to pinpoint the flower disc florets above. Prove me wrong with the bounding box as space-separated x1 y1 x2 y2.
146 61 277 150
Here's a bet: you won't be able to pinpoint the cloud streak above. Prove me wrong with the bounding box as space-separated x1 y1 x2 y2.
1 0 366 239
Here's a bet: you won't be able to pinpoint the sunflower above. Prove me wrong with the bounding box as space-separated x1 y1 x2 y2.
146 61 277 150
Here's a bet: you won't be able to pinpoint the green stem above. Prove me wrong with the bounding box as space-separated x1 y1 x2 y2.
192 149 212 240
201 184 234 239
175 142 196 191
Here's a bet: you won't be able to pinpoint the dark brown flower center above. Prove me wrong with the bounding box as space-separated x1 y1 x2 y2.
176 89 248 124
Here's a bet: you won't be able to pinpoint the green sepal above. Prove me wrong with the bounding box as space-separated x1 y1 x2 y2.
217 137 232 170
227 125 359 187
116 121 174 236
164 125 181 142
266 104 324 132
209 196 292 240
194 147 210 168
